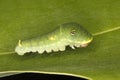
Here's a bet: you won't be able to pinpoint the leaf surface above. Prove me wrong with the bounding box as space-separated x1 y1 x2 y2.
0 0 120 79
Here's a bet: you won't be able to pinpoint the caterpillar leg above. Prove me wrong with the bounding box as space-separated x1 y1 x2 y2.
38 47 44 54
59 46 66 51
69 44 75 49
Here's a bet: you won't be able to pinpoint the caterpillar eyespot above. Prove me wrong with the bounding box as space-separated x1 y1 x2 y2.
15 22 93 55
71 30 76 35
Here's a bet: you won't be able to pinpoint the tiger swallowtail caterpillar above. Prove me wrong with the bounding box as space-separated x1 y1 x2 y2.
15 22 93 55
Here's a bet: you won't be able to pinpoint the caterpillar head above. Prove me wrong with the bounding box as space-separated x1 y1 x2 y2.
60 23 93 47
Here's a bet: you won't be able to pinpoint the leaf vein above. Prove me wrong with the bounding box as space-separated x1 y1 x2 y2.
93 26 120 36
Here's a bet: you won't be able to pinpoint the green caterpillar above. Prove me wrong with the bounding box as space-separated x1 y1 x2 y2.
15 22 93 55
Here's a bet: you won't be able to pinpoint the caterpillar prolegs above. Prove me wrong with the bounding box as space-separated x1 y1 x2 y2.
15 22 93 55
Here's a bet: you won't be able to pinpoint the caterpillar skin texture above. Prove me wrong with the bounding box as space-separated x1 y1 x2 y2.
15 23 93 55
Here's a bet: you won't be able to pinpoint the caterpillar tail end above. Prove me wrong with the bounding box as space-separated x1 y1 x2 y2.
15 46 25 56
15 40 25 56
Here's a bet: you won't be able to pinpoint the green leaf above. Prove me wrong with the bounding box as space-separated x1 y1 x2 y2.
0 0 120 80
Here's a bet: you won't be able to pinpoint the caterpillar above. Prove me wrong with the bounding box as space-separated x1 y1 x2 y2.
15 22 93 55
